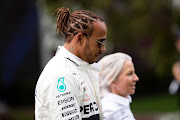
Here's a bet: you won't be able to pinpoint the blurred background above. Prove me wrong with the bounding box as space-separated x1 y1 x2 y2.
1 0 180 120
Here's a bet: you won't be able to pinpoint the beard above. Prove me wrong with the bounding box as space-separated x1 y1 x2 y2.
83 42 94 64
83 41 100 64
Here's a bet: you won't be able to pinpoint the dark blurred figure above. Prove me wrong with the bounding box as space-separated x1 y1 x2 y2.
169 30 180 109
0 0 39 119
0 101 8 120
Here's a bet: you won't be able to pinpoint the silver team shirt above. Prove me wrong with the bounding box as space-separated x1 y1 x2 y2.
35 46 102 120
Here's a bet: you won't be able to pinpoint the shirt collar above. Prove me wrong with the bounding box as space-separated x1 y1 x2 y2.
55 46 101 71
103 93 132 106
62 46 83 62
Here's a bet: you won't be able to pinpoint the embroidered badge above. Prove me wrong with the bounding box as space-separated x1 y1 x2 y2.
83 94 90 101
57 77 66 92
82 86 90 101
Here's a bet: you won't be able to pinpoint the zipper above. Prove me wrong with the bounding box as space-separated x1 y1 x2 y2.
86 70 102 120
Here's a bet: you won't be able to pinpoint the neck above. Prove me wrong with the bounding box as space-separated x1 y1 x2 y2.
64 43 75 54
64 42 81 58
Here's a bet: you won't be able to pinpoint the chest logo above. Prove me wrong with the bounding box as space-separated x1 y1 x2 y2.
82 86 90 101
83 94 90 101
57 77 66 92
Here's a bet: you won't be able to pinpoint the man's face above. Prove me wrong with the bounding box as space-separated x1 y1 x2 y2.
82 21 107 64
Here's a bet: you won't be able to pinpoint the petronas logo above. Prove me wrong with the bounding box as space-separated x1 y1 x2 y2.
57 77 66 92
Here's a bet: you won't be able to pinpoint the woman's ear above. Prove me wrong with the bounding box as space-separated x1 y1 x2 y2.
111 81 116 87
109 82 114 93
110 81 116 91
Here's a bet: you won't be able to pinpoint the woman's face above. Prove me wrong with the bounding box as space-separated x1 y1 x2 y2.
112 60 139 98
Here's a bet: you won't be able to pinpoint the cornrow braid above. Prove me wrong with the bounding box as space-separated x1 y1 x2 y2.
54 7 104 43
54 8 71 36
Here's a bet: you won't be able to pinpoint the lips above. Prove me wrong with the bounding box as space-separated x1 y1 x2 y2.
132 86 136 89
131 84 136 89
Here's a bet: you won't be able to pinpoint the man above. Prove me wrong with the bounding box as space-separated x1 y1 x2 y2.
35 7 107 120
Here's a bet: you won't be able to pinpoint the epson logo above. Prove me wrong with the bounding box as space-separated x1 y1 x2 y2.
62 109 77 117
80 102 98 114
57 96 75 105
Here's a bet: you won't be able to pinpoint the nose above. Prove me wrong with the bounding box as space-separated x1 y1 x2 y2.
133 73 139 82
100 44 106 53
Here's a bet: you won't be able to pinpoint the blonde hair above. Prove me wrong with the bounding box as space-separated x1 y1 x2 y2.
98 53 132 98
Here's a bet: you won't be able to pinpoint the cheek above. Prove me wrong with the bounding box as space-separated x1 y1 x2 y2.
127 79 135 94
84 44 92 54
123 77 131 85
126 79 133 89
91 47 99 54
117 79 127 90
116 80 129 96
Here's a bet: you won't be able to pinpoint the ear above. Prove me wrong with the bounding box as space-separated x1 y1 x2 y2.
110 81 116 93
110 81 116 87
76 33 84 45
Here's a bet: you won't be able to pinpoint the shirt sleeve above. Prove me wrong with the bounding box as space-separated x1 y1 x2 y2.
35 73 82 120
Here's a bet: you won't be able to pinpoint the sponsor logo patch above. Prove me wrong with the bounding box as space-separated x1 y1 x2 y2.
57 77 66 92
57 96 75 105
62 109 77 117
56 92 71 98
82 86 90 101
62 103 75 110
68 115 79 120
80 102 98 114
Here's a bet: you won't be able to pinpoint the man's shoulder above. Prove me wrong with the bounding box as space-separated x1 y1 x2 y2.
37 57 69 81
38 55 81 81
44 55 69 71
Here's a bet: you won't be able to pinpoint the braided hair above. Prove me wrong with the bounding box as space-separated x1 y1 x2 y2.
54 7 104 43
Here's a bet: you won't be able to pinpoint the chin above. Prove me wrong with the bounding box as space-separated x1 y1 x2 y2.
88 61 95 64
90 59 97 64
86 59 95 64
130 91 135 95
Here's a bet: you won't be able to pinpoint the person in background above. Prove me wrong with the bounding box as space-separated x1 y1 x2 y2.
169 32 180 95
98 53 139 120
169 31 180 116
35 7 107 120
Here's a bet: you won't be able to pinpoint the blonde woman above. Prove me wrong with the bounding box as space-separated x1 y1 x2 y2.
98 53 139 120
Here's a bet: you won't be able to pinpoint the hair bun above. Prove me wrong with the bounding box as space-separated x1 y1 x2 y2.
54 7 71 36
